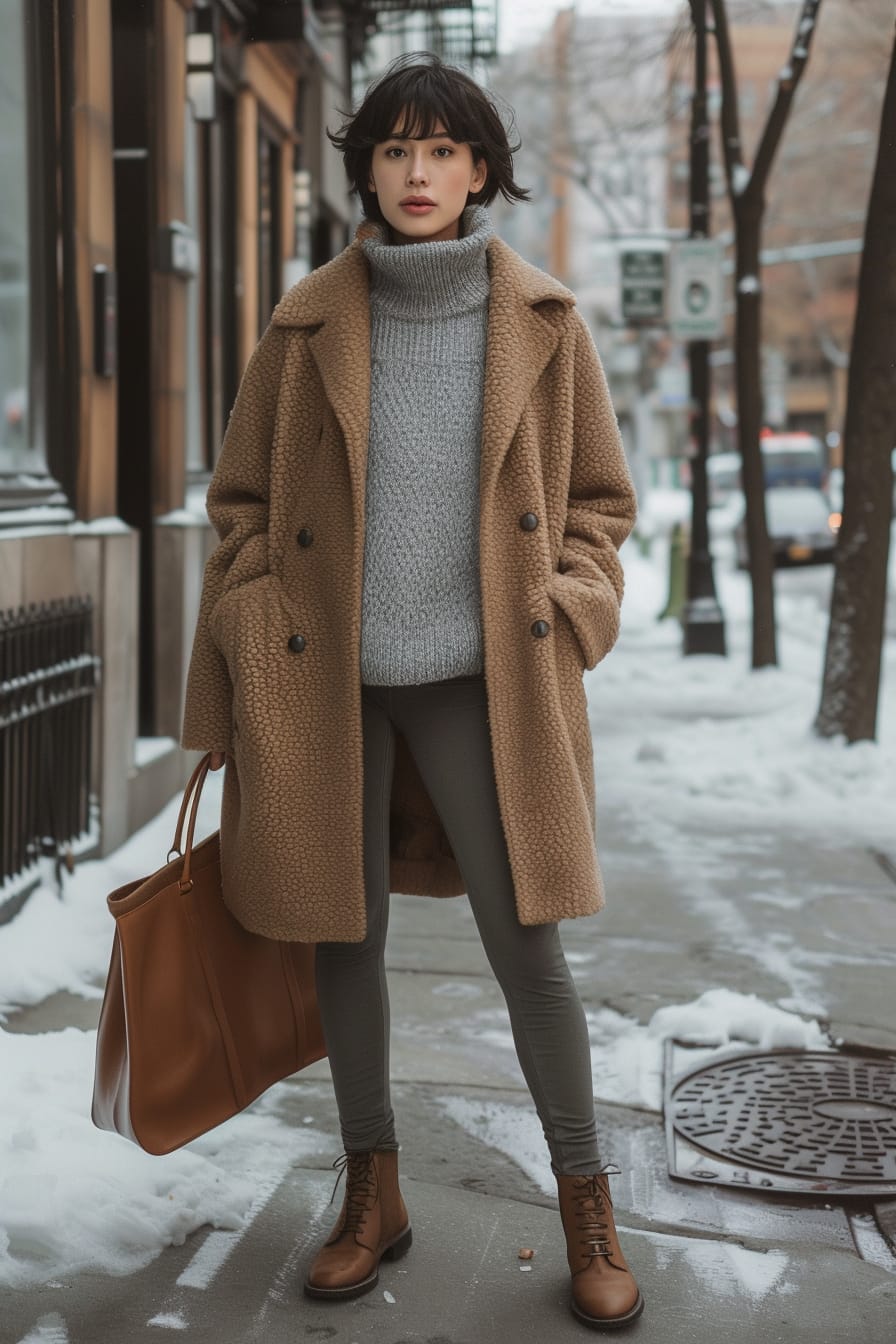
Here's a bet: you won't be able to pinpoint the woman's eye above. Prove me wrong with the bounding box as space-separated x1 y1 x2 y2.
385 146 405 158
434 146 453 158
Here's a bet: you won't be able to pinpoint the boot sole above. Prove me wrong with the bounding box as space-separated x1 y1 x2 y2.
571 1288 645 1330
303 1224 413 1301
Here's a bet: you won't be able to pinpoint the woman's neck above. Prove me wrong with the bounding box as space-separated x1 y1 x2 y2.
361 204 494 320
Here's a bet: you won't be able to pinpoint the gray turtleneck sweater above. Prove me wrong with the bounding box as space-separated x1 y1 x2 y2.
358 203 494 686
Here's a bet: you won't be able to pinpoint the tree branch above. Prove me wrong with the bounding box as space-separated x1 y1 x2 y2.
751 0 825 193
709 0 747 195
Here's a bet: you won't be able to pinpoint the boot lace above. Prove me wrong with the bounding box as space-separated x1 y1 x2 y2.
571 1162 622 1260
329 1150 379 1236
326 1125 398 1235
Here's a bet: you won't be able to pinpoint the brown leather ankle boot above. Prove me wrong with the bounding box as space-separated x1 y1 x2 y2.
303 1148 412 1300
555 1165 644 1329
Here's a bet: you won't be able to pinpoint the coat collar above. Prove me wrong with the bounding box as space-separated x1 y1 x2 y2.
270 230 577 522
270 227 576 329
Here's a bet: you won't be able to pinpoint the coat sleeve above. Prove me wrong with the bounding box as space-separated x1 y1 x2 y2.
549 309 638 670
180 323 286 751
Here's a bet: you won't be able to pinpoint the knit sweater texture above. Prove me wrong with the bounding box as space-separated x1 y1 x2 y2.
358 203 494 685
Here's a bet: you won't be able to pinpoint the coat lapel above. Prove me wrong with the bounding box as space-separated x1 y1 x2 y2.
272 242 372 528
479 235 574 503
306 306 371 522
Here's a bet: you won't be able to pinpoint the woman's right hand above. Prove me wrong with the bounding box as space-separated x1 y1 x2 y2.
209 751 226 771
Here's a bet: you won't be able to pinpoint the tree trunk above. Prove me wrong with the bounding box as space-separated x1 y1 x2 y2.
710 0 825 670
734 203 778 668
815 26 896 742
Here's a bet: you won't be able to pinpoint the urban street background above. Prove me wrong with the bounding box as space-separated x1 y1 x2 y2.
1 1 894 1341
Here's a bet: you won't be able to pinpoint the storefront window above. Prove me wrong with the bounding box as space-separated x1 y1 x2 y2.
0 1 32 475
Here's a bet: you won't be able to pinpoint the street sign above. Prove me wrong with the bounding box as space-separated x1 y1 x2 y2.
620 247 666 323
668 240 725 340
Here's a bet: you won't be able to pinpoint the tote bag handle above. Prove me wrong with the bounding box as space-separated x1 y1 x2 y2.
167 751 213 891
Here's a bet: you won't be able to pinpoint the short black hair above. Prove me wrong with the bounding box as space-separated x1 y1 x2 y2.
326 51 530 224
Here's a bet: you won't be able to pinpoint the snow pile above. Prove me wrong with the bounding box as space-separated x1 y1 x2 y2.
470 987 831 1115
0 1025 319 1289
587 987 830 1112
18 1315 71 1343
595 540 895 850
0 772 223 1016
646 986 830 1050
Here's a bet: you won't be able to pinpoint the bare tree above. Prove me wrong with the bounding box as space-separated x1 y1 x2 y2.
493 10 692 240
710 0 825 668
815 19 896 742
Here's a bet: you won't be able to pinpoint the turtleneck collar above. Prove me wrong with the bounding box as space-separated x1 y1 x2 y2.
360 203 494 320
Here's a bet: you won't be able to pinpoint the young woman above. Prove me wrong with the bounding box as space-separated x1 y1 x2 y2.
182 53 641 1332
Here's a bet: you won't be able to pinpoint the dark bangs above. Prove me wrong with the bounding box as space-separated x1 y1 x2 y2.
326 51 530 224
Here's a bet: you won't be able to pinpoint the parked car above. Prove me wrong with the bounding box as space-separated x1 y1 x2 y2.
734 486 838 568
707 433 829 504
758 431 827 491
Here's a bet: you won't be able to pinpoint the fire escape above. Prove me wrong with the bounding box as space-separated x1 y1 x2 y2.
319 1 499 67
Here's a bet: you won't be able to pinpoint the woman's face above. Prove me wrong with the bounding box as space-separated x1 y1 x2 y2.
368 115 488 244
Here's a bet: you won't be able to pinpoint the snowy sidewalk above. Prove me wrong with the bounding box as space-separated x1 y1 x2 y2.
4 535 896 1342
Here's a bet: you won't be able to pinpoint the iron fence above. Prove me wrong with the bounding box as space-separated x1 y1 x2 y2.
0 597 101 890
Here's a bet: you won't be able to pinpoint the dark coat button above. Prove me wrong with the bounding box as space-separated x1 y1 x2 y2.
519 512 538 531
297 527 313 547
287 633 306 653
531 620 550 638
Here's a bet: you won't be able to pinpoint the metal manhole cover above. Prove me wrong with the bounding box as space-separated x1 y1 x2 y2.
664 1042 896 1196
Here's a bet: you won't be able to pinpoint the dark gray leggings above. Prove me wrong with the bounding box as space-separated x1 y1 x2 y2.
314 673 602 1176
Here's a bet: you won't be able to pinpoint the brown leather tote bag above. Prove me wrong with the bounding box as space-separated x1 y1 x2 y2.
91 752 326 1155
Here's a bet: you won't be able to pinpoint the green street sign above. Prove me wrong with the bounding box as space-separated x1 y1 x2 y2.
620 248 666 323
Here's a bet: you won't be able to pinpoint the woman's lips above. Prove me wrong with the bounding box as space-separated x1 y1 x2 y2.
400 202 436 214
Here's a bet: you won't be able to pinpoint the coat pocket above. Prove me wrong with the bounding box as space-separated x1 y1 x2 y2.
546 569 619 672
207 573 305 728
546 572 588 673
208 575 310 779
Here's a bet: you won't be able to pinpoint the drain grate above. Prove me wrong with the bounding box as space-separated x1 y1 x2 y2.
664 1042 896 1196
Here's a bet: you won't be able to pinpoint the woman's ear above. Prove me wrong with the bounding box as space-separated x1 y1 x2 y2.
471 156 488 195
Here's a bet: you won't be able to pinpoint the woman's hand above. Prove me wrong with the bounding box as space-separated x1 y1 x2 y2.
209 751 226 771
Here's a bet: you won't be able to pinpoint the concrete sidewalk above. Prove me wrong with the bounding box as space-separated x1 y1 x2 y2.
7 800 896 1343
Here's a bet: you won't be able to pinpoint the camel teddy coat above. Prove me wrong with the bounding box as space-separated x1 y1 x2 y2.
181 220 637 943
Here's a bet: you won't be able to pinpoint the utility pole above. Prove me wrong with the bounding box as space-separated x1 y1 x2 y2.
683 0 726 656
